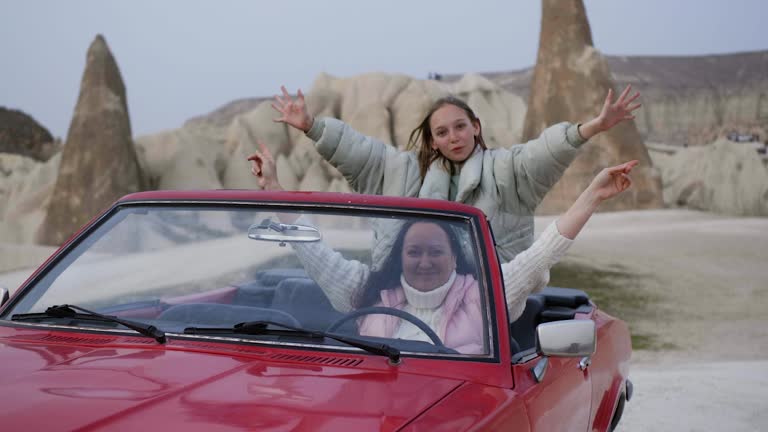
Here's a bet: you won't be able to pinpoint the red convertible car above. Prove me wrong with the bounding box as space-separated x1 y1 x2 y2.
0 190 632 431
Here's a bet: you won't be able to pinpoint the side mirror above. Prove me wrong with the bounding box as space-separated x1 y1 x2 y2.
536 319 596 357
0 287 9 307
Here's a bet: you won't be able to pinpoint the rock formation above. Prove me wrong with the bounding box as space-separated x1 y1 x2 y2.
607 51 768 146
649 140 768 216
0 153 60 244
522 0 663 214
4 31 761 250
37 35 144 246
162 71 526 196
452 50 768 148
0 107 59 161
221 100 291 189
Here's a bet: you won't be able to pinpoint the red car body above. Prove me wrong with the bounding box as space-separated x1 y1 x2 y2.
0 190 632 431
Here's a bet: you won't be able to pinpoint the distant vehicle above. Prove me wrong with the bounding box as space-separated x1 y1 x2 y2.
726 132 759 143
0 190 632 431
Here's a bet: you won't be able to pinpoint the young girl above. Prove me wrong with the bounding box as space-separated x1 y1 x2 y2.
269 84 640 263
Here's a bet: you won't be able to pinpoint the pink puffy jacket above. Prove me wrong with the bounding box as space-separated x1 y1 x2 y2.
357 274 484 354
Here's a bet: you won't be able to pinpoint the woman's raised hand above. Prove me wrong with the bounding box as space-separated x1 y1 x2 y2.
555 160 638 239
587 160 638 202
246 141 282 191
271 86 313 133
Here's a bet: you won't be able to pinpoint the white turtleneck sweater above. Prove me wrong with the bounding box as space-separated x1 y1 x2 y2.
393 271 456 342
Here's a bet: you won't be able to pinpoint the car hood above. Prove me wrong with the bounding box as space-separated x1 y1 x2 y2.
0 334 463 431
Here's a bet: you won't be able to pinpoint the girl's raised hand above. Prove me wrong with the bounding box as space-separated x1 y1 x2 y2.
271 86 313 133
595 85 642 132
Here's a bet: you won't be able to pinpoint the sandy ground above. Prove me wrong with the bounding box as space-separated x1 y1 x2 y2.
2 208 768 430
537 209 768 431
619 360 768 432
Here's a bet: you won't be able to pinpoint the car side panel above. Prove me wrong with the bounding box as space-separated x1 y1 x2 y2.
587 309 632 432
515 355 592 432
402 382 530 432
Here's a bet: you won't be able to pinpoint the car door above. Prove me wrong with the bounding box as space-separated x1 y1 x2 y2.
516 355 592 432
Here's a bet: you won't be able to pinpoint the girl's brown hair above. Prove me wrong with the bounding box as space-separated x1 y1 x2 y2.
406 96 486 179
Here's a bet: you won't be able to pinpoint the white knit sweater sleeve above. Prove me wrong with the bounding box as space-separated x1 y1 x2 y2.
290 231 370 313
502 221 573 322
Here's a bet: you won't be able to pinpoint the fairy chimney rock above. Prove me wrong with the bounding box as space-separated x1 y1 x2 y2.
523 0 662 213
37 35 144 245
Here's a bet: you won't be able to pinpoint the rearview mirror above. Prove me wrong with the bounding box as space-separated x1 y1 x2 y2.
248 219 321 243
536 320 596 357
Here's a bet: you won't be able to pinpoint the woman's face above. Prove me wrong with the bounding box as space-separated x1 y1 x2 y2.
401 223 457 292
429 104 480 163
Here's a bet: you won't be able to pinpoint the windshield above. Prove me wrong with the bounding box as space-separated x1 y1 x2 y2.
3 204 493 358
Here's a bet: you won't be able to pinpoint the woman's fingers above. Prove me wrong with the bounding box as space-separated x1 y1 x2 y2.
623 160 639 172
256 140 273 161
619 173 632 191
297 88 305 102
605 160 638 176
246 149 264 176
246 150 262 162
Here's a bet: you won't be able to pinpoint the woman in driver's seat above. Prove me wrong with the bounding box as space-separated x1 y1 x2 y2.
353 219 483 353
248 142 636 354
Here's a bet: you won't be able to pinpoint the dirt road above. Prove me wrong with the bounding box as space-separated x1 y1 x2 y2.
620 360 768 431
537 209 768 431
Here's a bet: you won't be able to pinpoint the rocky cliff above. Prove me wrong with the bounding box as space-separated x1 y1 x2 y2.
453 50 768 147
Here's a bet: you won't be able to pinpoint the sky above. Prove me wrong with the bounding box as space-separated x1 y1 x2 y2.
2 0 767 139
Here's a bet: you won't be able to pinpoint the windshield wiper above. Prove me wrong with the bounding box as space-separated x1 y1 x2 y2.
12 304 167 344
185 320 401 364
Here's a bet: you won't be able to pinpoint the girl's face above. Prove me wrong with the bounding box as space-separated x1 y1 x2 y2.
429 104 480 163
401 223 457 292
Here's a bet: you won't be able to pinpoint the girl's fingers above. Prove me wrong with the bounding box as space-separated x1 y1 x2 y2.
297 88 305 101
281 85 291 100
625 91 641 105
617 85 632 103
626 103 642 112
603 88 613 109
